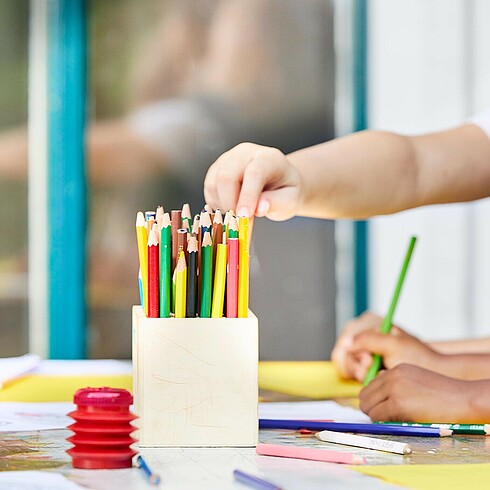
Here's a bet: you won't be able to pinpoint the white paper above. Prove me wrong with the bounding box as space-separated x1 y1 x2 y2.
0 471 85 490
0 402 74 431
259 400 371 423
35 359 132 375
0 354 41 389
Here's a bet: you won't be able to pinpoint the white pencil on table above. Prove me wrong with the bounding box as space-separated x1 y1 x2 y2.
315 429 412 455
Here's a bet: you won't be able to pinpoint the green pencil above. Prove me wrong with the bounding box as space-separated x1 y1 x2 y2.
363 236 417 386
376 422 490 435
199 231 213 318
159 213 171 318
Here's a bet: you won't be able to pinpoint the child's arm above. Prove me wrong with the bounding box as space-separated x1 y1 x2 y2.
351 329 490 381
204 124 490 219
360 364 490 423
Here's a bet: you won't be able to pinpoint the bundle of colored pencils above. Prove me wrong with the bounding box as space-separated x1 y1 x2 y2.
135 204 250 319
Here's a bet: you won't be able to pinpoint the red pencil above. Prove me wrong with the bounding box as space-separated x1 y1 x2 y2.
148 227 160 318
227 237 239 318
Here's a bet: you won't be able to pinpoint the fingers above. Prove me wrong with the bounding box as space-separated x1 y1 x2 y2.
204 143 300 219
359 370 390 415
235 147 293 217
352 330 398 357
343 350 373 382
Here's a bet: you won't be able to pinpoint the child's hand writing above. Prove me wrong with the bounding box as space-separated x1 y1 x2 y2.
349 325 441 382
204 143 304 220
359 364 482 423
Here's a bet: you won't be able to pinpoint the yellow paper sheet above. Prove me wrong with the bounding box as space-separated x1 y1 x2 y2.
355 464 490 490
258 361 361 399
0 375 132 402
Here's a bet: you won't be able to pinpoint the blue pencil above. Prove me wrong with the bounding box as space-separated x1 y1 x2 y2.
136 454 161 485
259 419 452 437
233 469 282 490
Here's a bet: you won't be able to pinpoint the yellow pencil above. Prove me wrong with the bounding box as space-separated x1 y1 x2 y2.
136 211 149 315
211 243 228 318
238 215 249 318
175 251 187 318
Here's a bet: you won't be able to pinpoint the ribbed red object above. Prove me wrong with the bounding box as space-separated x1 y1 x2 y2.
66 387 138 469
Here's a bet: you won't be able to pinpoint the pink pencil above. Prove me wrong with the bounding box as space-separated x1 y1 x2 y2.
227 238 239 318
256 444 366 465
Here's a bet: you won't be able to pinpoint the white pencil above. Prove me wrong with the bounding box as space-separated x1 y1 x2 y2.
316 429 412 455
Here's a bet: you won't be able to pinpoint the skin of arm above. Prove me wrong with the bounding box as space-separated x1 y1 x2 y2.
204 124 490 220
359 364 490 423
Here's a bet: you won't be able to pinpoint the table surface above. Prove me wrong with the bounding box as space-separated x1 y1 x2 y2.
2 424 490 490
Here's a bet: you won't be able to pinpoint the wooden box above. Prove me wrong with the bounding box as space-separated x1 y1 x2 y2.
132 305 258 447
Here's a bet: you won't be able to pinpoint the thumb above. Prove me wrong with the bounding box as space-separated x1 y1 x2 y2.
258 187 300 221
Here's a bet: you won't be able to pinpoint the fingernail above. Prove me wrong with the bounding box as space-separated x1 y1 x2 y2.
237 207 250 217
256 199 270 217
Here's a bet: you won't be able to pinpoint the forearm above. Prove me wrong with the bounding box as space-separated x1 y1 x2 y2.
288 125 490 219
431 353 490 381
430 337 490 355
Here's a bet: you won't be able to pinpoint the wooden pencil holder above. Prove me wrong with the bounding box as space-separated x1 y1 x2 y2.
132 305 258 447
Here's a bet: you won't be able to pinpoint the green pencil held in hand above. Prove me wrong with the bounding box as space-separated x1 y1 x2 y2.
363 236 417 386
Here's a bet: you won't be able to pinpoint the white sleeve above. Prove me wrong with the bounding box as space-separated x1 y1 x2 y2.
469 108 490 139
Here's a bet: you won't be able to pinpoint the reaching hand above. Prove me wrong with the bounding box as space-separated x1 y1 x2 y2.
204 142 304 220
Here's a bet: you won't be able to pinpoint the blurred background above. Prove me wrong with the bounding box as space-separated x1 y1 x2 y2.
0 0 489 361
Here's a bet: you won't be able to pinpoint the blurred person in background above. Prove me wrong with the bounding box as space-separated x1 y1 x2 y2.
0 0 334 357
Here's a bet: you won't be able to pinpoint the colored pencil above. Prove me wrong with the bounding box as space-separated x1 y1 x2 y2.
136 212 149 315
171 210 182 273
256 443 366 465
147 227 160 318
212 210 223 266
175 251 187 318
146 210 156 236
233 469 282 490
177 228 187 258
238 215 249 317
135 454 161 486
192 214 200 235
159 212 171 318
228 215 238 239
186 236 198 318
181 202 192 230
200 210 212 234
211 243 227 318
138 268 144 308
223 209 233 236
200 231 213 318
376 422 490 435
259 419 451 437
316 430 412 455
364 235 417 386
227 238 239 318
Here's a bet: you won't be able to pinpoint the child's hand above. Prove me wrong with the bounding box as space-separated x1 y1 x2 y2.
348 326 440 382
331 312 384 380
359 364 477 422
204 143 303 220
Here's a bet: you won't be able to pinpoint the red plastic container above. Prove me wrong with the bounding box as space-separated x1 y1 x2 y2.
67 387 138 469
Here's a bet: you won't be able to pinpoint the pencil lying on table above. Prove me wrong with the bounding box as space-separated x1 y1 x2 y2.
316 429 412 455
256 443 366 465
259 419 452 437
376 422 490 435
